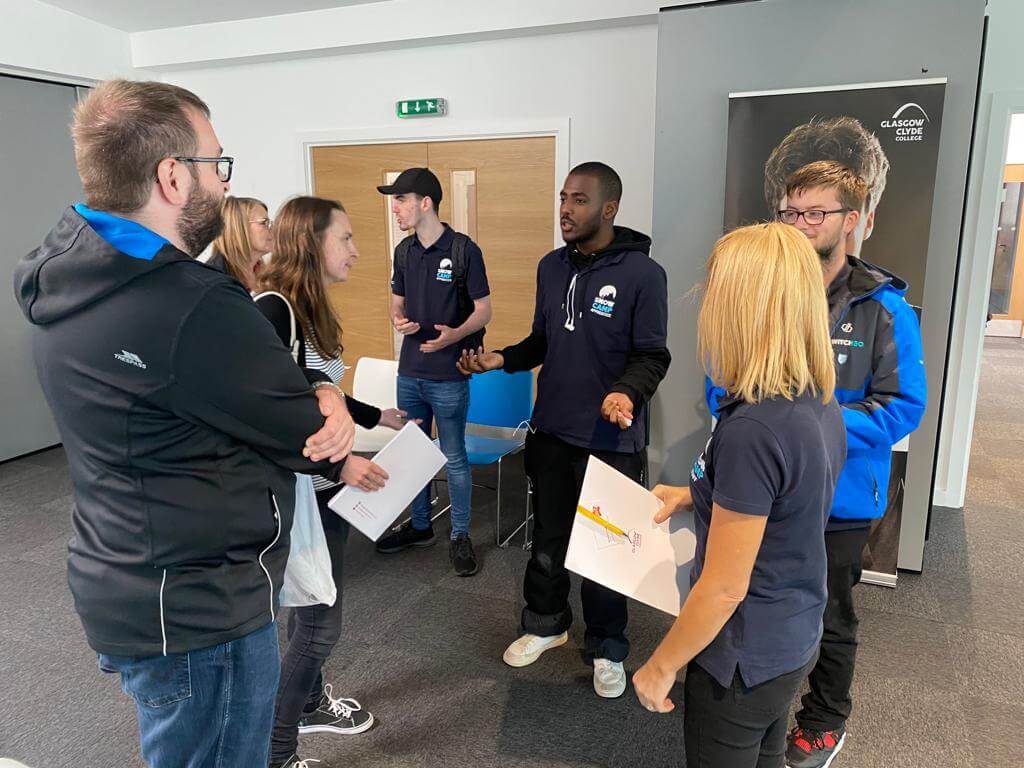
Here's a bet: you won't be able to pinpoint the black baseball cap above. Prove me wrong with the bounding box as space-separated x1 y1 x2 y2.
376 167 443 206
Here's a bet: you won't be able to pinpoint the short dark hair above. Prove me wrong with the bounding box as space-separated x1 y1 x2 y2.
764 116 889 213
72 79 210 213
569 161 622 203
414 193 439 214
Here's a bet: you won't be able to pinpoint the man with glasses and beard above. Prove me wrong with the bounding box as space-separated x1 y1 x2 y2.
708 160 926 768
459 162 670 700
13 80 356 768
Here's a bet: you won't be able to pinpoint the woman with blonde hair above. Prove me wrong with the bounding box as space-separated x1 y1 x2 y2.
632 222 846 767
209 196 273 290
255 196 411 768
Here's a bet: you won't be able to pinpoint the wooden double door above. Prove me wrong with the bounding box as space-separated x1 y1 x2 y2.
310 137 556 392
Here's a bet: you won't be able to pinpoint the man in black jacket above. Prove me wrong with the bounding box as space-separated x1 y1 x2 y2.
459 162 670 700
13 80 356 768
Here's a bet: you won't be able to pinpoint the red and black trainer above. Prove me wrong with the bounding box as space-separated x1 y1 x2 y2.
785 726 846 768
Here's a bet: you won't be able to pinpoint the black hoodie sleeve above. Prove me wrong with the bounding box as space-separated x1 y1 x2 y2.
345 395 382 430
609 347 672 406
609 262 670 405
172 282 342 480
253 293 331 385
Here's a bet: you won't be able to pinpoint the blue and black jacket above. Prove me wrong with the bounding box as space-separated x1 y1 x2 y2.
707 257 927 527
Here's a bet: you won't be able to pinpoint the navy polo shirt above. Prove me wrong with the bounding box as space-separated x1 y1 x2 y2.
688 391 846 688
391 225 489 381
530 242 668 453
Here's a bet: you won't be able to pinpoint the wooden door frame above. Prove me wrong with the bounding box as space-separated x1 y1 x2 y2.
295 118 570 250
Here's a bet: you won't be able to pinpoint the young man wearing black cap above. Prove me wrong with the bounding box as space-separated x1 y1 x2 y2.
375 168 492 576
459 162 670 699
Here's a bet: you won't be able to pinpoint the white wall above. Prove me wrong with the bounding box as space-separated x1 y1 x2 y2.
163 24 659 234
935 0 1024 509
0 0 138 83
1007 113 1024 164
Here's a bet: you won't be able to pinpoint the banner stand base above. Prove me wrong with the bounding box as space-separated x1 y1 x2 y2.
862 569 897 588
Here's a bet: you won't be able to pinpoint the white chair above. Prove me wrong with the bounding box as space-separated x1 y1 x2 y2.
350 357 399 454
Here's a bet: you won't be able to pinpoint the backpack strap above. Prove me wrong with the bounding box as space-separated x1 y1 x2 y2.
394 234 416 276
253 290 303 366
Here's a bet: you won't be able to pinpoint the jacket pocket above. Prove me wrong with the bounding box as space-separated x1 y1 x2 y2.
258 490 284 622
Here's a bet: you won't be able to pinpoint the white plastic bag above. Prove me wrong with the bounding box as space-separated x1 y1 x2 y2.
280 473 336 607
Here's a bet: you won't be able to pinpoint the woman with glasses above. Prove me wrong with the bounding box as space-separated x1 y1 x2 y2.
209 196 274 291
256 196 413 768
632 222 847 768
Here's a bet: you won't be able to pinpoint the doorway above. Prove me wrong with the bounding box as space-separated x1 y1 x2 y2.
986 114 1024 338
309 136 556 393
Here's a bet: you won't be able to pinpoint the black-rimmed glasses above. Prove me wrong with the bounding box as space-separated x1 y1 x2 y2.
174 156 234 182
776 208 848 226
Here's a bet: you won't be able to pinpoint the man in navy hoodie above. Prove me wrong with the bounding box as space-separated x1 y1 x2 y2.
459 162 670 699
708 160 926 768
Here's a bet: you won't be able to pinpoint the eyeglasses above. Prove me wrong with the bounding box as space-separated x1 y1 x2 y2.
250 217 272 228
777 208 848 226
174 156 234 182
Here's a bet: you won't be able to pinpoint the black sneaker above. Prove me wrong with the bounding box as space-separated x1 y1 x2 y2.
785 726 846 768
376 521 435 553
269 753 320 768
298 684 374 736
449 534 478 576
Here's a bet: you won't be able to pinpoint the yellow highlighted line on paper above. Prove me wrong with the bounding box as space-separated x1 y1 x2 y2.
576 504 629 538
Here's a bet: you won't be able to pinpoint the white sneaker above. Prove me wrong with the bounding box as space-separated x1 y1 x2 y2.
502 631 569 667
593 658 627 698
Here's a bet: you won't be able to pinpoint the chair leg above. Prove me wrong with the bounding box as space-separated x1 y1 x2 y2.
495 456 503 547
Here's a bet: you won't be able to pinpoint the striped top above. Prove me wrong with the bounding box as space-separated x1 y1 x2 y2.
303 331 347 492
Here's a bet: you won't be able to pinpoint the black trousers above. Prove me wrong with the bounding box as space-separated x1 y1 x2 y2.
270 487 350 763
684 660 814 768
796 526 871 732
520 430 645 663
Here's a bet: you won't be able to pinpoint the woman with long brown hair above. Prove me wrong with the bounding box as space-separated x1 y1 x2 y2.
209 196 273 291
256 196 410 768
632 223 847 767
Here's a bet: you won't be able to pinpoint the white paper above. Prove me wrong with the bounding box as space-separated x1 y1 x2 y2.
328 422 447 542
565 456 697 617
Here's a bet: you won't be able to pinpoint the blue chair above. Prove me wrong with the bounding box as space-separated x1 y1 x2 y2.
434 370 534 548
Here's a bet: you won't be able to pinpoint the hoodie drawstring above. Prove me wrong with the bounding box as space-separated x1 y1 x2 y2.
563 273 578 332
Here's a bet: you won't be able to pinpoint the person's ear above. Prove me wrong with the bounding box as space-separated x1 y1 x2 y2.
843 208 861 237
603 199 620 222
154 157 190 207
861 208 876 241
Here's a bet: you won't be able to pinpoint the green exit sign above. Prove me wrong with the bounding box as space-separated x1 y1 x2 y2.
396 98 447 118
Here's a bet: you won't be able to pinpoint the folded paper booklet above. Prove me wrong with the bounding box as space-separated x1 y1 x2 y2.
328 422 446 542
566 456 697 617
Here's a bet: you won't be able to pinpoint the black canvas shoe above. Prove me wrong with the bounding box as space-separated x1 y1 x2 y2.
376 521 435 553
449 533 478 576
785 726 846 768
298 684 374 736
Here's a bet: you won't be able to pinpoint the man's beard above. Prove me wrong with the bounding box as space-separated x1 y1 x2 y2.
178 182 223 256
815 230 844 263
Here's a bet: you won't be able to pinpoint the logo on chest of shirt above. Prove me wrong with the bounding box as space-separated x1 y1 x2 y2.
590 285 617 318
114 349 147 369
436 258 453 283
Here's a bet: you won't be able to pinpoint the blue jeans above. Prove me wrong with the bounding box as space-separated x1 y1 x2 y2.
98 621 280 768
397 375 472 537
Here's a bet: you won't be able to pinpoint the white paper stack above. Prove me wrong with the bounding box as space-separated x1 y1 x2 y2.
566 456 698 617
328 422 447 541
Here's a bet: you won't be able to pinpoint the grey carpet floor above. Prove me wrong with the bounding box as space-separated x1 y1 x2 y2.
2 337 1023 767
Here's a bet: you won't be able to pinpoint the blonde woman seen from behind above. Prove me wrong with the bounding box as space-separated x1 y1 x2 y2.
633 223 847 768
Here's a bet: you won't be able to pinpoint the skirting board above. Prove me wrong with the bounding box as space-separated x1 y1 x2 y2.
985 319 1023 337
861 570 897 588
